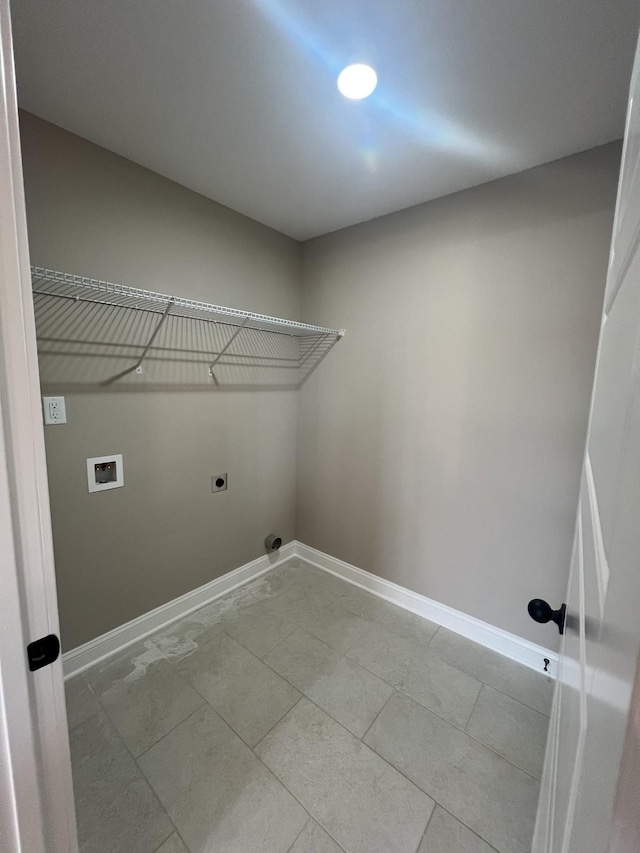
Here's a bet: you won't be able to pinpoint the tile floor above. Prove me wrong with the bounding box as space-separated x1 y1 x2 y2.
65 561 553 853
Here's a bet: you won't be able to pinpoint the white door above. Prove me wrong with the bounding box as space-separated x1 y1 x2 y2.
533 31 640 853
0 1 78 851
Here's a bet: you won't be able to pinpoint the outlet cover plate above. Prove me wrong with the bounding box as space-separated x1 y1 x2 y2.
87 454 124 493
212 473 228 492
43 396 66 425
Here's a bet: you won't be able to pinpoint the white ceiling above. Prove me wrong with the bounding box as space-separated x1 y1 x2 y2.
10 0 639 240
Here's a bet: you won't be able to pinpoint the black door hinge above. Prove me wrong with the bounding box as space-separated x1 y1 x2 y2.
27 634 60 672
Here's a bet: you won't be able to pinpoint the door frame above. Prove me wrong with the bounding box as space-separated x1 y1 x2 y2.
0 1 78 850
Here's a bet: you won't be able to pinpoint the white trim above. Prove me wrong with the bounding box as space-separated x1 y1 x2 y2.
294 542 558 678
62 541 296 678
0 1 78 849
64 538 557 680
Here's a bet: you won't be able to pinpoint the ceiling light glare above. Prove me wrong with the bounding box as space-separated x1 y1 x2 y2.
337 64 377 100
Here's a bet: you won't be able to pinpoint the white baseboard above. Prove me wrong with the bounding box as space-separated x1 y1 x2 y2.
294 542 558 678
62 541 296 679
63 538 557 680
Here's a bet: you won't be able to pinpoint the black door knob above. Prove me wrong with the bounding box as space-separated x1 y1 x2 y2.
528 599 567 635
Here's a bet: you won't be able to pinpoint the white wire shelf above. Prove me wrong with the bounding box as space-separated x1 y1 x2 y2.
31 267 344 389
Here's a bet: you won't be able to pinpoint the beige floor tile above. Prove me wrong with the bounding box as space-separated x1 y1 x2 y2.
339 586 439 647
83 639 157 695
466 684 549 778
303 568 355 600
139 704 307 853
98 660 204 756
289 819 345 853
70 711 174 853
418 807 496 853
146 610 218 663
256 698 434 853
252 561 346 609
177 631 300 745
347 622 481 728
364 692 539 853
430 628 554 715
218 597 298 658
154 833 189 853
267 585 336 621
264 628 393 736
65 675 101 730
290 599 372 653
197 566 293 620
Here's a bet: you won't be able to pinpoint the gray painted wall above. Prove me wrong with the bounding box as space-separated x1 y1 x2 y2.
21 110 620 652
20 112 301 650
297 143 620 647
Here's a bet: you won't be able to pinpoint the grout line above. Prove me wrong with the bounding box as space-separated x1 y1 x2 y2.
63 674 103 733
427 625 442 648
283 818 310 853
133 685 317 853
251 623 301 661
242 702 328 847
412 799 437 853
132 703 275 851
440 661 552 719
470 741 543 782
268 693 441 846
337 700 529 853
252 695 306 755
248 691 306 751
151 827 191 853
282 811 348 853
150 828 179 853
360 691 395 741
305 821 348 853
255 621 300 659
340 642 482 730
342 618 551 721
464 682 484 731
269 690 414 778
334 642 546 782
427 625 553 715
81 672 98 696
81 706 179 846
359 680 544 784
134 704 205 762
251 696 376 853
173 827 192 853
169 648 295 753
333 593 443 655
82 648 210 761
477 682 553 720
434 805 503 853
253 624 398 741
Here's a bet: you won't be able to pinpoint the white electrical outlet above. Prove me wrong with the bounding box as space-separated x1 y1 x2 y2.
42 396 67 425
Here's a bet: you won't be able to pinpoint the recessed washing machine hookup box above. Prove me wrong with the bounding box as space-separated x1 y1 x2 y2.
86 454 124 493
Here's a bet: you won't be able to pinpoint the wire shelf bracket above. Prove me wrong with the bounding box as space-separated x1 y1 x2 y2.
31 267 344 390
